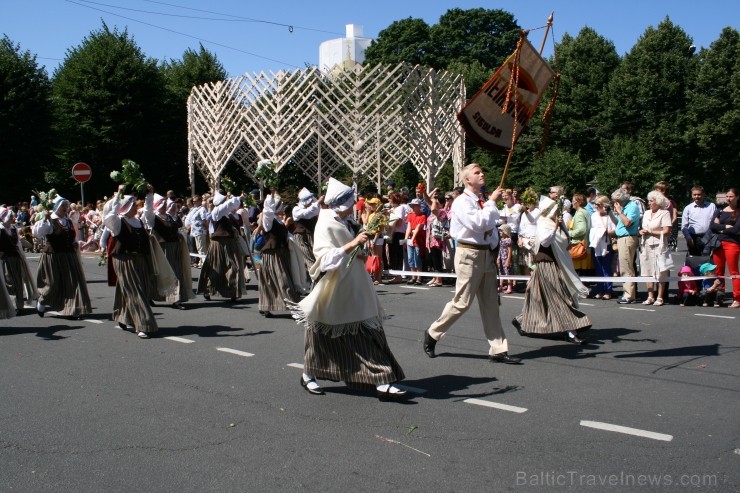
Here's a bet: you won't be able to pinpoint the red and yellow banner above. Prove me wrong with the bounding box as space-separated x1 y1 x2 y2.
458 37 555 153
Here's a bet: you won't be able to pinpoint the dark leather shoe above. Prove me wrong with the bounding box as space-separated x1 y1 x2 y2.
490 352 522 364
377 385 408 402
511 318 525 336
423 331 437 358
565 332 585 345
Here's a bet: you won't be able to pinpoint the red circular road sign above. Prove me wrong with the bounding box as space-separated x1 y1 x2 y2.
72 162 92 183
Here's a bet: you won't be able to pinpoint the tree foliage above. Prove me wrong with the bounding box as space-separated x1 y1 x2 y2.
0 36 53 202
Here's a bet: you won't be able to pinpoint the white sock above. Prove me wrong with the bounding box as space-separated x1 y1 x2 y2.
302 373 321 390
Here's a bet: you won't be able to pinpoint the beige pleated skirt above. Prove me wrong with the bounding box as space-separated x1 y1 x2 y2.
112 253 158 334
257 247 299 312
304 324 405 386
36 251 92 317
515 260 591 335
154 240 189 303
3 256 37 309
197 236 244 299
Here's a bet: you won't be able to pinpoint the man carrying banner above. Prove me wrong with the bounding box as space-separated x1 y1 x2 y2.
423 163 522 365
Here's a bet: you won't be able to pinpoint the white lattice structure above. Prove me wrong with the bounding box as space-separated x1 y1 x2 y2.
187 63 466 193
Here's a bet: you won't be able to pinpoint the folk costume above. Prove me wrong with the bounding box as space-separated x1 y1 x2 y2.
289 178 405 399
32 197 92 318
513 196 592 344
257 194 299 315
104 194 158 338
0 207 37 313
291 187 320 273
197 192 245 301
144 194 193 309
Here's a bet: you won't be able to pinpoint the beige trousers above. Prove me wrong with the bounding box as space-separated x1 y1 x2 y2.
428 247 508 356
617 235 639 300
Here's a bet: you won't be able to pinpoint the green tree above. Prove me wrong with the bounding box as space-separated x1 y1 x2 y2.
364 18 433 67
161 44 227 194
547 28 621 164
686 27 740 192
603 18 696 192
0 36 53 202
51 22 167 201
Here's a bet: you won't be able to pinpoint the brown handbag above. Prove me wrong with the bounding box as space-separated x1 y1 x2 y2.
569 239 588 260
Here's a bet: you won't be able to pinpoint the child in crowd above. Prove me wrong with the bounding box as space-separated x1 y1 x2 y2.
498 224 514 294
677 265 699 307
699 263 723 307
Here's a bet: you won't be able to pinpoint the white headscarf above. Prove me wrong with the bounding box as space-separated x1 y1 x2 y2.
298 187 315 206
324 178 355 212
0 207 11 225
118 195 136 215
213 191 226 206
53 196 69 213
153 194 166 211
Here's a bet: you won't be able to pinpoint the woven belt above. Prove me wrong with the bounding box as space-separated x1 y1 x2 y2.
457 242 492 251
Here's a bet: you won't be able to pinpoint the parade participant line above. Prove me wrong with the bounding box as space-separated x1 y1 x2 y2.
580 420 673 441
165 336 195 343
463 398 528 413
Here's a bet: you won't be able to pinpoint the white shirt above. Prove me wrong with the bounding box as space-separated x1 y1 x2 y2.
449 189 500 249
518 208 540 238
498 202 522 233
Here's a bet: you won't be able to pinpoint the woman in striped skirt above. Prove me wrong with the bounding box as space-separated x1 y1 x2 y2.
0 207 37 314
32 197 92 319
291 187 320 275
143 193 192 309
103 187 158 339
257 192 299 316
197 191 245 301
288 178 406 401
513 195 592 344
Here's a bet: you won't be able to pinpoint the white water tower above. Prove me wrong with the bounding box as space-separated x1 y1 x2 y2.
319 24 372 72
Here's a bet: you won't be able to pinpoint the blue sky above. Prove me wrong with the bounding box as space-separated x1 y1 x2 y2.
3 1 738 78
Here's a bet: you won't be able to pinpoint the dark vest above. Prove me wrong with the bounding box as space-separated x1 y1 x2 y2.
42 218 75 253
266 219 289 249
212 214 241 238
0 227 20 257
111 219 150 255
296 215 318 233
153 214 182 243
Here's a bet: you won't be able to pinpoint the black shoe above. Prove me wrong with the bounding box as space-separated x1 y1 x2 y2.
490 352 522 364
511 318 525 336
36 301 45 318
300 377 325 395
377 385 408 402
565 332 585 345
617 297 634 304
423 331 437 358
203 293 211 301
172 303 186 310
406 279 415 285
263 311 273 318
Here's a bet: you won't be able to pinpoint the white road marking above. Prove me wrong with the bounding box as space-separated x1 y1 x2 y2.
217 347 254 357
580 420 673 442
619 307 655 312
400 285 429 291
82 319 103 324
287 363 304 369
694 314 735 320
164 336 195 344
46 311 62 317
502 295 525 300
579 302 595 306
463 398 527 413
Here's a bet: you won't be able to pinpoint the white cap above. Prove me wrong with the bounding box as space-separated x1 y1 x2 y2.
324 178 354 212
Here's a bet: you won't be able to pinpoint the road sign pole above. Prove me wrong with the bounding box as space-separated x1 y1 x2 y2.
80 182 85 207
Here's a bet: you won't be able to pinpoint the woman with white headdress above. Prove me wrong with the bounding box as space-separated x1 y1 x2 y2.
103 185 158 339
197 190 245 301
292 187 320 265
0 206 37 314
288 178 407 401
257 191 299 316
32 196 92 318
143 192 193 309
512 195 592 344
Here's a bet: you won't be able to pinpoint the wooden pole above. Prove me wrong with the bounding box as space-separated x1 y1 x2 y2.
499 12 554 189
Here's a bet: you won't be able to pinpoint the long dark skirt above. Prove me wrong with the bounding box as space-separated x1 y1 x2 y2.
197 236 244 299
3 256 36 309
155 240 188 304
257 247 298 312
304 324 405 386
112 253 158 334
293 231 315 266
515 260 591 335
36 252 92 317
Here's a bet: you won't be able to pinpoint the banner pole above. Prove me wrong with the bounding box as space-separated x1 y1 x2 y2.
539 12 554 55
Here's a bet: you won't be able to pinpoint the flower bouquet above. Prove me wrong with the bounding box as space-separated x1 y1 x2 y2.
346 210 389 267
110 159 148 197
220 175 237 195
255 159 279 189
32 188 58 211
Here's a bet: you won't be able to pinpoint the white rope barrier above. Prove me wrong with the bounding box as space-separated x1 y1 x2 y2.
387 270 738 284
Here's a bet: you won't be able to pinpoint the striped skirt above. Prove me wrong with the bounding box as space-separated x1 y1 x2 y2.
258 247 299 312
36 252 92 317
197 237 244 299
155 240 189 303
515 260 591 335
293 231 315 266
0 261 15 318
3 256 37 309
304 323 405 386
112 253 158 334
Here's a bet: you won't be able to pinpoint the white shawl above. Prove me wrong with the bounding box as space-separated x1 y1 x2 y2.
291 209 385 336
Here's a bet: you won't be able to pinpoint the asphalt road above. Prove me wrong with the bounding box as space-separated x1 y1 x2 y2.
1 251 738 492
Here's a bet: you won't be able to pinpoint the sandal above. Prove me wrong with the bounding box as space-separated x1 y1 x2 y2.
653 298 664 306
594 294 602 300
642 298 655 305
729 301 740 309
602 294 612 300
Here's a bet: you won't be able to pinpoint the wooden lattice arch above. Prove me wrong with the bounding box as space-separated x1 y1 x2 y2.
187 63 466 193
